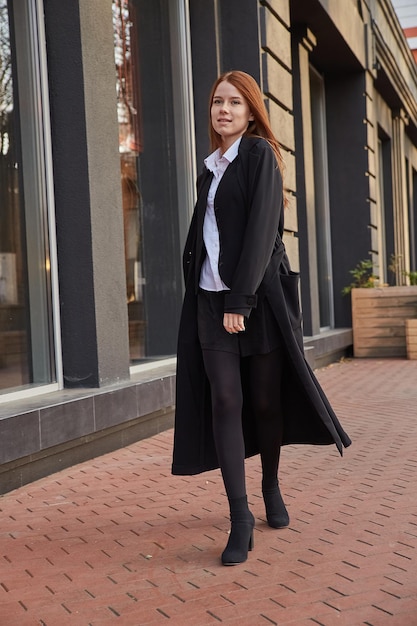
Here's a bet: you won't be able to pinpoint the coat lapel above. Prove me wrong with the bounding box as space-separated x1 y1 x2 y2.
194 169 213 292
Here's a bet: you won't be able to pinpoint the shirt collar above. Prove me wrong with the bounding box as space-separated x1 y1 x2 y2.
204 135 242 172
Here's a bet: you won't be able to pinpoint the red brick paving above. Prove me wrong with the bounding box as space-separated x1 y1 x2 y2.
1 358 417 625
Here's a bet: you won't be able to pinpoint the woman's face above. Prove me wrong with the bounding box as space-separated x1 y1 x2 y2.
211 80 254 151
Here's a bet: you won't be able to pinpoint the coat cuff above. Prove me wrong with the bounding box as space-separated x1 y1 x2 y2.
224 293 258 318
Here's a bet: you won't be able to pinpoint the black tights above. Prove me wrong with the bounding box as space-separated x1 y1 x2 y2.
202 348 284 500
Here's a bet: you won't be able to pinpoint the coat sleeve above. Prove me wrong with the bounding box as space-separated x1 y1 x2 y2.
224 141 283 317
182 168 208 285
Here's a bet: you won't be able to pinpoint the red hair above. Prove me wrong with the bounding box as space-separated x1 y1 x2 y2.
208 70 285 177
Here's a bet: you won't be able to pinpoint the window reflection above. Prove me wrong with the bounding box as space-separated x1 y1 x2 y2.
113 0 145 360
0 0 55 392
0 2 29 387
113 0 183 362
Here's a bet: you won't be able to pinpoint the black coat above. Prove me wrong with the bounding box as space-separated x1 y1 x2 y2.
172 136 351 476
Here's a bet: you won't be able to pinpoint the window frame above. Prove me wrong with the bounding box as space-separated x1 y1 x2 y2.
0 0 62 402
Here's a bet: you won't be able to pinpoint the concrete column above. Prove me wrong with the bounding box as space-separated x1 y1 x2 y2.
44 0 130 387
219 0 261 80
189 0 219 166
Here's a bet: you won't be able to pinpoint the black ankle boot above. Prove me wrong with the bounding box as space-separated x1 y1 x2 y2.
263 486 289 529
221 496 255 566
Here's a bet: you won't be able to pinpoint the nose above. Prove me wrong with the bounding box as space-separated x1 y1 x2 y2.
219 101 229 113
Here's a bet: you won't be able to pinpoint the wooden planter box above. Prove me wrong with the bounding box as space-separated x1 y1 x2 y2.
406 318 417 359
351 286 417 358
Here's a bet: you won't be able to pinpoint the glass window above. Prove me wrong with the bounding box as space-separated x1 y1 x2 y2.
0 0 56 394
377 138 388 285
377 129 394 283
405 159 417 275
113 0 195 363
410 168 417 272
309 66 334 330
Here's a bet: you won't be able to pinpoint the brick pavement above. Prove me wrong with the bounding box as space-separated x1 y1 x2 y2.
1 358 417 626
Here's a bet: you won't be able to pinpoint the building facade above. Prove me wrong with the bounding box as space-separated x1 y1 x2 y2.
0 0 416 493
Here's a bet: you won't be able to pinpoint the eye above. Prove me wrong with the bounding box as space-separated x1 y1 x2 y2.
213 98 222 105
231 99 241 105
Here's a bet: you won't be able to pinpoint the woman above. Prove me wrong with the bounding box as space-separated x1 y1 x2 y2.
172 71 351 566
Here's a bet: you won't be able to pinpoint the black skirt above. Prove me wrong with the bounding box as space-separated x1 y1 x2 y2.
197 288 283 356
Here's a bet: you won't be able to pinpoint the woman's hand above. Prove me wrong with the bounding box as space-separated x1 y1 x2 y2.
223 313 245 334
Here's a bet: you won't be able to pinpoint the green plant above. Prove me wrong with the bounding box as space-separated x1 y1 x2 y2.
404 270 417 286
388 254 417 285
342 259 378 295
388 253 402 285
388 253 401 277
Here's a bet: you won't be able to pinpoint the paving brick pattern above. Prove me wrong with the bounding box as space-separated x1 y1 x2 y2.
1 358 417 625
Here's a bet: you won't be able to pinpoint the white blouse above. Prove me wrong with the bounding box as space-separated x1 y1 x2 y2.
199 136 242 291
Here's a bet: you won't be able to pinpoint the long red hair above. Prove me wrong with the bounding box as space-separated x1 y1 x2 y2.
208 70 285 177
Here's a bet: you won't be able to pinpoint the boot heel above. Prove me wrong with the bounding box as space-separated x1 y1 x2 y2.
263 486 289 529
221 522 254 566
221 497 255 566
221 513 255 565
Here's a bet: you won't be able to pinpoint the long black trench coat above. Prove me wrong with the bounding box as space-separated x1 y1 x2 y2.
172 136 351 476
